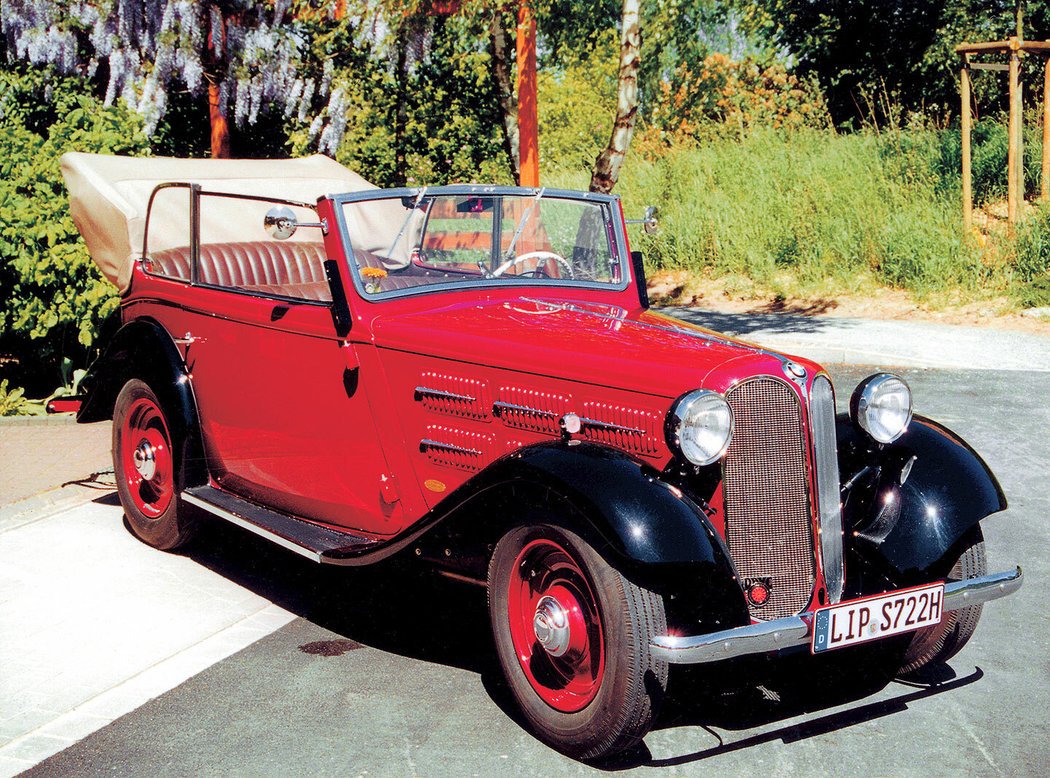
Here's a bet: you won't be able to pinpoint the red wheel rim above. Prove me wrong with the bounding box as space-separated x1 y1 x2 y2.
120 397 174 518
507 537 605 712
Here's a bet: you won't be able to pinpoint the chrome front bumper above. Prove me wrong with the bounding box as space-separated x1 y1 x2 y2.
650 567 1023 664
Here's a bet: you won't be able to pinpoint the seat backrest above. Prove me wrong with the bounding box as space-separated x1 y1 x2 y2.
147 241 332 301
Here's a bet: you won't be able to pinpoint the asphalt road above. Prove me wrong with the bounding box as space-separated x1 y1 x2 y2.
20 365 1050 777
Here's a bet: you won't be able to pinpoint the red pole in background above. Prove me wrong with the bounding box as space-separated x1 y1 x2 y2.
517 0 539 187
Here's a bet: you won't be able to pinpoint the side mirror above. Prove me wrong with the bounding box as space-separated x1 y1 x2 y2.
643 205 659 235
264 206 299 240
625 205 659 235
264 205 327 240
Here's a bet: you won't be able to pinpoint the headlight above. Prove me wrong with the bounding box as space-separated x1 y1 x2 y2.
667 389 734 466
850 373 913 444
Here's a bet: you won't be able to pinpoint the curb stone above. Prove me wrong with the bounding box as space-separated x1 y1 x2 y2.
0 414 79 427
0 476 115 534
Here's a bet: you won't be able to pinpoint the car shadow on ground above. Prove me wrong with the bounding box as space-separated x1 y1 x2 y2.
126 501 983 768
666 306 855 338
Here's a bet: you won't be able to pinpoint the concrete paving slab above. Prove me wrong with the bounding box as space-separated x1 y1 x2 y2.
0 497 295 776
0 418 111 507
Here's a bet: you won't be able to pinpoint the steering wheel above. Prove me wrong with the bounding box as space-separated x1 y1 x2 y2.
491 250 575 280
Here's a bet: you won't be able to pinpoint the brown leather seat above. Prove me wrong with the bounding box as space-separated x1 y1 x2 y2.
148 240 467 298
148 242 332 302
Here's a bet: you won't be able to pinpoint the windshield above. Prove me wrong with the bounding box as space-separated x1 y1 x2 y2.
338 190 626 296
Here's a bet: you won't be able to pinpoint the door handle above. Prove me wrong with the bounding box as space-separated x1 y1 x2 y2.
173 332 206 346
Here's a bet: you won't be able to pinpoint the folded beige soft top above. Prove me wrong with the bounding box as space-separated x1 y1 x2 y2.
60 153 375 292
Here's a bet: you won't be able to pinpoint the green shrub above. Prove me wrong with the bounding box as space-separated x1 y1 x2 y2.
0 66 148 397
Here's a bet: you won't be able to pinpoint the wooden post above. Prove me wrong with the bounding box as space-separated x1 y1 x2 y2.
1042 55 1050 200
1008 38 1022 223
962 59 973 230
516 0 539 188
206 7 230 159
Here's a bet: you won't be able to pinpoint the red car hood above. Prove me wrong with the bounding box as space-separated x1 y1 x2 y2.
370 297 821 399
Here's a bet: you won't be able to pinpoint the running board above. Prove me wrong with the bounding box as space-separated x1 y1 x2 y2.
182 485 382 565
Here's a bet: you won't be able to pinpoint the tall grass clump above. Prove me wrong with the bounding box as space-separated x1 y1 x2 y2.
550 129 990 299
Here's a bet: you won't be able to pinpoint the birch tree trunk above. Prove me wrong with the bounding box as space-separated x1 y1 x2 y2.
589 0 640 194
490 11 520 184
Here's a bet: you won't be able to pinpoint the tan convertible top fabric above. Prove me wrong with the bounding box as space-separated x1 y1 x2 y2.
60 153 375 292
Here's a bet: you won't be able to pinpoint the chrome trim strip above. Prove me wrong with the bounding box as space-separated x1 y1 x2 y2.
419 438 483 456
181 491 322 563
578 417 646 435
414 386 476 403
650 567 1022 664
492 400 559 418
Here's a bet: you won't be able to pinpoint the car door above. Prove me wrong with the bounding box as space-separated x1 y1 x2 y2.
147 191 406 536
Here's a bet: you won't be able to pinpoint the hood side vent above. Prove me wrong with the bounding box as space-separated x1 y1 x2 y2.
414 373 491 421
580 402 660 456
420 426 493 471
494 387 573 434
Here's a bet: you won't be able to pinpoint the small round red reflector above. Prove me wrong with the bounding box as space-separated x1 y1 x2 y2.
748 582 770 606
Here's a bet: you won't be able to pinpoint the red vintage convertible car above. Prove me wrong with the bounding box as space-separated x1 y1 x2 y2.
62 153 1021 760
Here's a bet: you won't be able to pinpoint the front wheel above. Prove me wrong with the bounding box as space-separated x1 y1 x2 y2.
113 378 196 550
898 526 986 678
488 523 668 760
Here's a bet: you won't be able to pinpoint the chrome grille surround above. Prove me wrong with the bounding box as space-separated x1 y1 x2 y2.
723 377 816 620
810 375 844 603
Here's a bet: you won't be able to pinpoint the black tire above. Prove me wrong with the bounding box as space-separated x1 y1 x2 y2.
113 379 196 550
898 526 986 678
487 523 668 760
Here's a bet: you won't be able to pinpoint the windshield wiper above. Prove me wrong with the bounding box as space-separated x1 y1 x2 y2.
387 186 428 259
502 187 545 262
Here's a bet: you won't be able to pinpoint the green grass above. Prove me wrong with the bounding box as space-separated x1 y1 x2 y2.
547 128 1050 305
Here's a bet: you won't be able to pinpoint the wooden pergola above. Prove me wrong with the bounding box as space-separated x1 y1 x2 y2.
957 37 1050 228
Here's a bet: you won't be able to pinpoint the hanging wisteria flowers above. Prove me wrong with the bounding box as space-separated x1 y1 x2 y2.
0 0 353 149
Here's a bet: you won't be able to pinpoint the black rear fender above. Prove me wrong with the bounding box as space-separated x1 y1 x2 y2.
78 318 206 488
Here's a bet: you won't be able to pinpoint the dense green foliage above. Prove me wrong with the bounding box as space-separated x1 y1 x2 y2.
740 1 1050 127
0 67 149 396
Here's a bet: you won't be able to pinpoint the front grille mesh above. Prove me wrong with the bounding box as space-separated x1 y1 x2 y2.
723 377 815 620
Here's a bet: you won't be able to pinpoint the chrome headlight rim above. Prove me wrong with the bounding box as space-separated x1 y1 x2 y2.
850 372 913 444
666 388 735 466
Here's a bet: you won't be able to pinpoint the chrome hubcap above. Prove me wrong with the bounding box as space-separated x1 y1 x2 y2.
533 595 571 657
133 440 157 481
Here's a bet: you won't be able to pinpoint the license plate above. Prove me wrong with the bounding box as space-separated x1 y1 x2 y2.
812 583 945 653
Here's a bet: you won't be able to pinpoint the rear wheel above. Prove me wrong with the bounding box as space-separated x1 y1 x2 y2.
113 379 196 550
898 527 986 678
488 523 668 760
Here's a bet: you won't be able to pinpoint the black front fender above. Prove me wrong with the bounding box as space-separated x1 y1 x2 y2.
429 441 749 632
486 442 731 567
840 413 1007 582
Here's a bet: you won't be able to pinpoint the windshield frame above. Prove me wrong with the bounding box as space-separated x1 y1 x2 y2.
329 185 633 301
